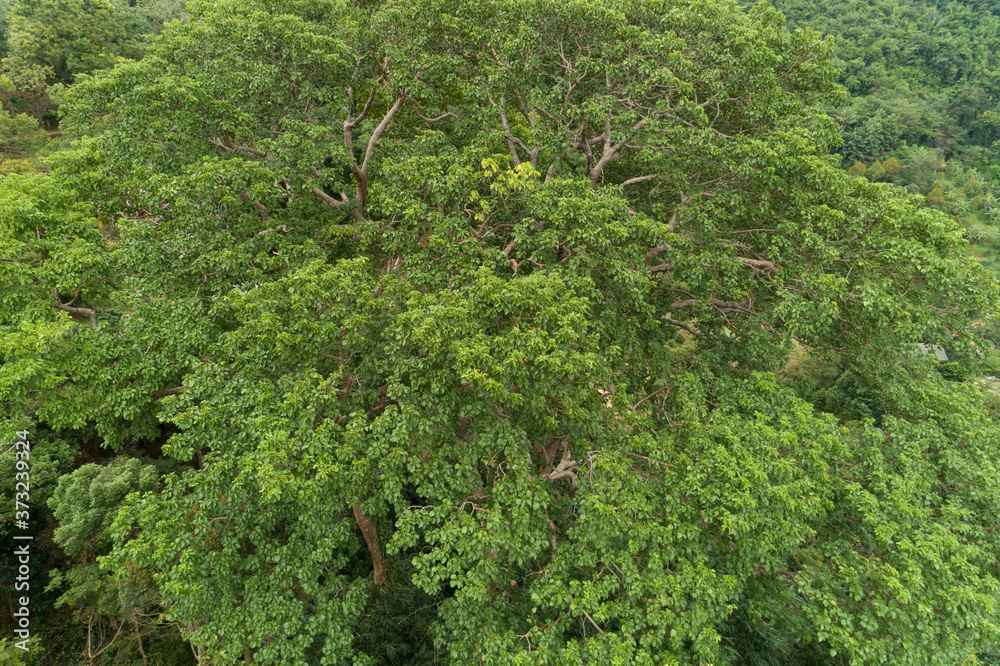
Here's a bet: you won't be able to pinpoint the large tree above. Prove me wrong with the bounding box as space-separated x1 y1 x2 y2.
4 0 1000 662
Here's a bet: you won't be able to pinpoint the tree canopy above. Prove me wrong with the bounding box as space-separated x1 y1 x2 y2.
3 0 1000 663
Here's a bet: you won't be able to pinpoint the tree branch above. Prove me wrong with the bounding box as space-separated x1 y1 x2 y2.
353 504 388 586
207 138 267 159
152 386 188 398
664 317 698 335
620 174 657 188
646 245 672 259
256 225 297 237
53 288 97 329
589 118 645 186
582 610 605 634
312 187 348 208
490 93 526 166
412 102 457 123
736 257 777 271
240 190 268 222
357 92 408 201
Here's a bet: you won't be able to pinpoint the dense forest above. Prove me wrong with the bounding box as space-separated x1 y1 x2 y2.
748 0 1000 279
4 0 1000 663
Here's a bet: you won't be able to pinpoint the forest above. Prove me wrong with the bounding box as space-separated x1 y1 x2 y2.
3 0 1000 664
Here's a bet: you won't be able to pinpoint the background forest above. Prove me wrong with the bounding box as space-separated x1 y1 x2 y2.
4 0 1000 664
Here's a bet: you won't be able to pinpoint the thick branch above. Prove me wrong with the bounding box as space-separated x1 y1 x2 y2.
620 174 657 188
646 245 672 260
588 118 645 186
355 92 408 209
353 504 388 586
312 187 348 208
53 288 97 329
490 93 525 166
152 386 187 398
736 257 777 271
664 317 698 335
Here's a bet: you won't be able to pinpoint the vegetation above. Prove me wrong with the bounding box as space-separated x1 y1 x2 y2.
744 0 1000 281
3 0 1000 663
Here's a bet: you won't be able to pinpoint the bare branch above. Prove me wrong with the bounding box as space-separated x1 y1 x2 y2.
631 385 670 412
490 93 525 166
350 92 408 209
645 245 672 260
412 105 457 123
345 80 381 132
256 225 297 237
582 610 605 635
664 317 698 335
669 191 694 233
152 386 187 398
53 288 97 329
620 174 657 188
312 187 348 208
360 92 407 178
736 257 777 271
541 439 578 489
588 118 646 186
709 297 752 313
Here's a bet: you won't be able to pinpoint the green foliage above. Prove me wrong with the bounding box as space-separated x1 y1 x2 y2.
846 160 867 177
926 180 947 207
44 456 184 664
3 0 1000 662
939 360 971 382
0 113 48 163
883 155 901 178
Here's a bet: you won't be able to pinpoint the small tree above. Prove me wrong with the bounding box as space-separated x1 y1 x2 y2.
867 160 886 181
0 112 48 164
882 156 901 179
926 181 947 208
